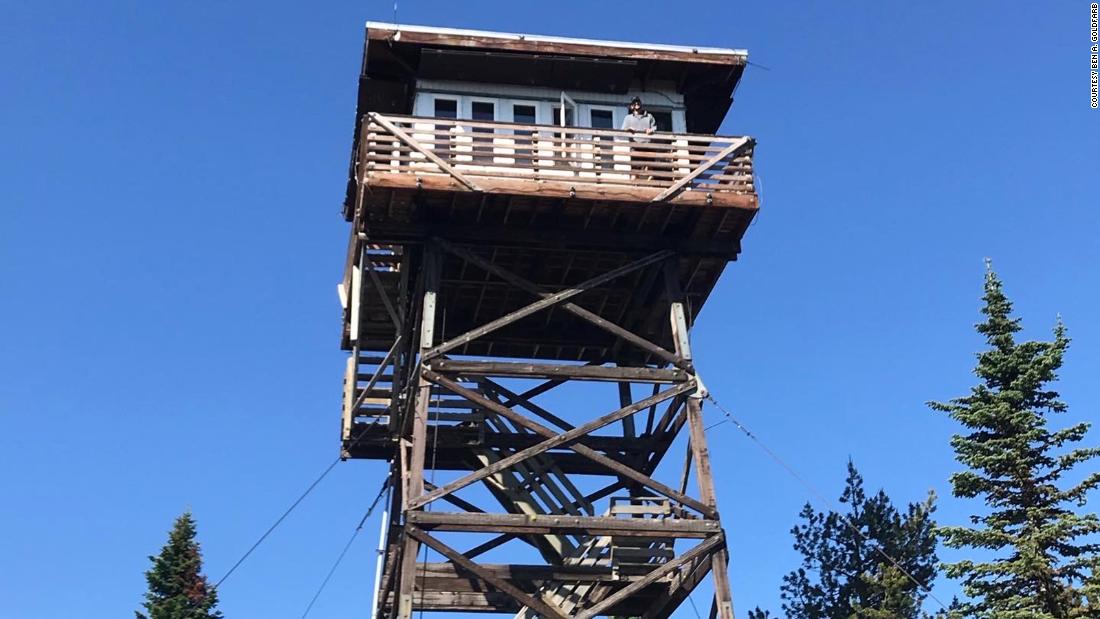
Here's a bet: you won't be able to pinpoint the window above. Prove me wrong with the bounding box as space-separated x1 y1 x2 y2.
433 98 458 119
470 101 496 161
432 98 459 154
471 101 495 121
552 106 574 127
651 111 673 132
512 104 536 125
590 109 614 129
512 104 537 160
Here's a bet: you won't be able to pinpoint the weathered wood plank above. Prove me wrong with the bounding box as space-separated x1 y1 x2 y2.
431 359 689 383
427 372 716 518
651 137 754 202
460 534 516 560
396 246 440 618
576 534 724 619
365 172 759 209
408 380 695 509
407 512 721 537
368 113 483 192
421 249 673 359
425 371 717 517
405 526 570 619
642 553 715 619
366 220 746 257
710 547 736 619
366 25 746 64
436 239 689 370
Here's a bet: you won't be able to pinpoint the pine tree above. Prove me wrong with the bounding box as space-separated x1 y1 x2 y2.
752 461 940 618
137 511 222 619
930 264 1100 618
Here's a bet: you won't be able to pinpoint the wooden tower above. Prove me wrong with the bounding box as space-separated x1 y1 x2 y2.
338 22 757 618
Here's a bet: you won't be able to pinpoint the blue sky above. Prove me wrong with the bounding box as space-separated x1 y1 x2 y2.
2 1 1097 617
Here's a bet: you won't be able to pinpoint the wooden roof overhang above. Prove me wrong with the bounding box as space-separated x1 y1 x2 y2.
358 23 746 126
351 23 746 159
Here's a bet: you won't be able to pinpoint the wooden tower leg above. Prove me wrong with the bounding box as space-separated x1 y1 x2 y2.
668 259 735 619
688 398 735 619
396 243 440 618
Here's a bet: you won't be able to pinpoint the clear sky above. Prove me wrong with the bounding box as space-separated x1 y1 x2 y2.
2 1 1097 617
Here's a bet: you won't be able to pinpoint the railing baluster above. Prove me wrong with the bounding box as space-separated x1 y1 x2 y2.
360 113 754 199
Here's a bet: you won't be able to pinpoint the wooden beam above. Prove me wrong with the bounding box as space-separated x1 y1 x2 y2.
396 245 440 618
619 381 636 438
413 561 632 582
350 336 403 414
422 249 673 359
651 137 754 202
367 26 748 66
686 399 717 510
351 425 654 453
678 440 694 495
432 359 689 383
363 252 402 328
365 171 759 209
480 378 575 431
408 512 721 537
460 534 516 560
687 397 736 619
575 534 725 619
366 219 746 257
368 113 483 192
423 480 484 513
404 526 570 619
435 239 689 370
408 381 695 509
710 547 736 619
422 372 717 518
642 553 715 619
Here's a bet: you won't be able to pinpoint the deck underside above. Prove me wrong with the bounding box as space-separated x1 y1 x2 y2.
346 184 756 361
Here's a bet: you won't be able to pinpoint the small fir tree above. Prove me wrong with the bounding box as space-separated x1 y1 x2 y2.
137 511 222 619
930 264 1100 618
752 461 940 618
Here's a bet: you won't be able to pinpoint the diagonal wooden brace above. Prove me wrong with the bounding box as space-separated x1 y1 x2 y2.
362 251 401 328
423 372 717 518
368 112 484 192
479 377 575 431
421 248 674 360
349 335 403 415
576 533 725 619
435 238 689 370
651 137 754 202
639 549 716 619
405 525 570 619
408 380 695 510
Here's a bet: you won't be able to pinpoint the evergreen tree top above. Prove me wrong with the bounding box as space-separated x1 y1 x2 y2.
930 264 1100 619
137 511 222 619
761 460 941 619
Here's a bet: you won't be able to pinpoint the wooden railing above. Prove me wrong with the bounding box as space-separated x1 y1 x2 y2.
358 113 756 204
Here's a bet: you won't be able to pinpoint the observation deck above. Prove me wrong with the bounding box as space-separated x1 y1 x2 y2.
344 113 757 361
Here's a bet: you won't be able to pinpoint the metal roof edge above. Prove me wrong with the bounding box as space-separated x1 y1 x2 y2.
364 21 748 59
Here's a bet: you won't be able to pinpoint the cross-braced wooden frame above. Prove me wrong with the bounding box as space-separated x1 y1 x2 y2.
344 235 737 618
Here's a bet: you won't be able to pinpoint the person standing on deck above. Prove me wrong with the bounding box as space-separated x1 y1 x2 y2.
621 96 657 179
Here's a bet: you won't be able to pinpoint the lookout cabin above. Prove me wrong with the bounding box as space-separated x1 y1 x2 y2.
340 22 758 370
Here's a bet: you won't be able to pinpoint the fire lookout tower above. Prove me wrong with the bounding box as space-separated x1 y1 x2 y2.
338 22 757 618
